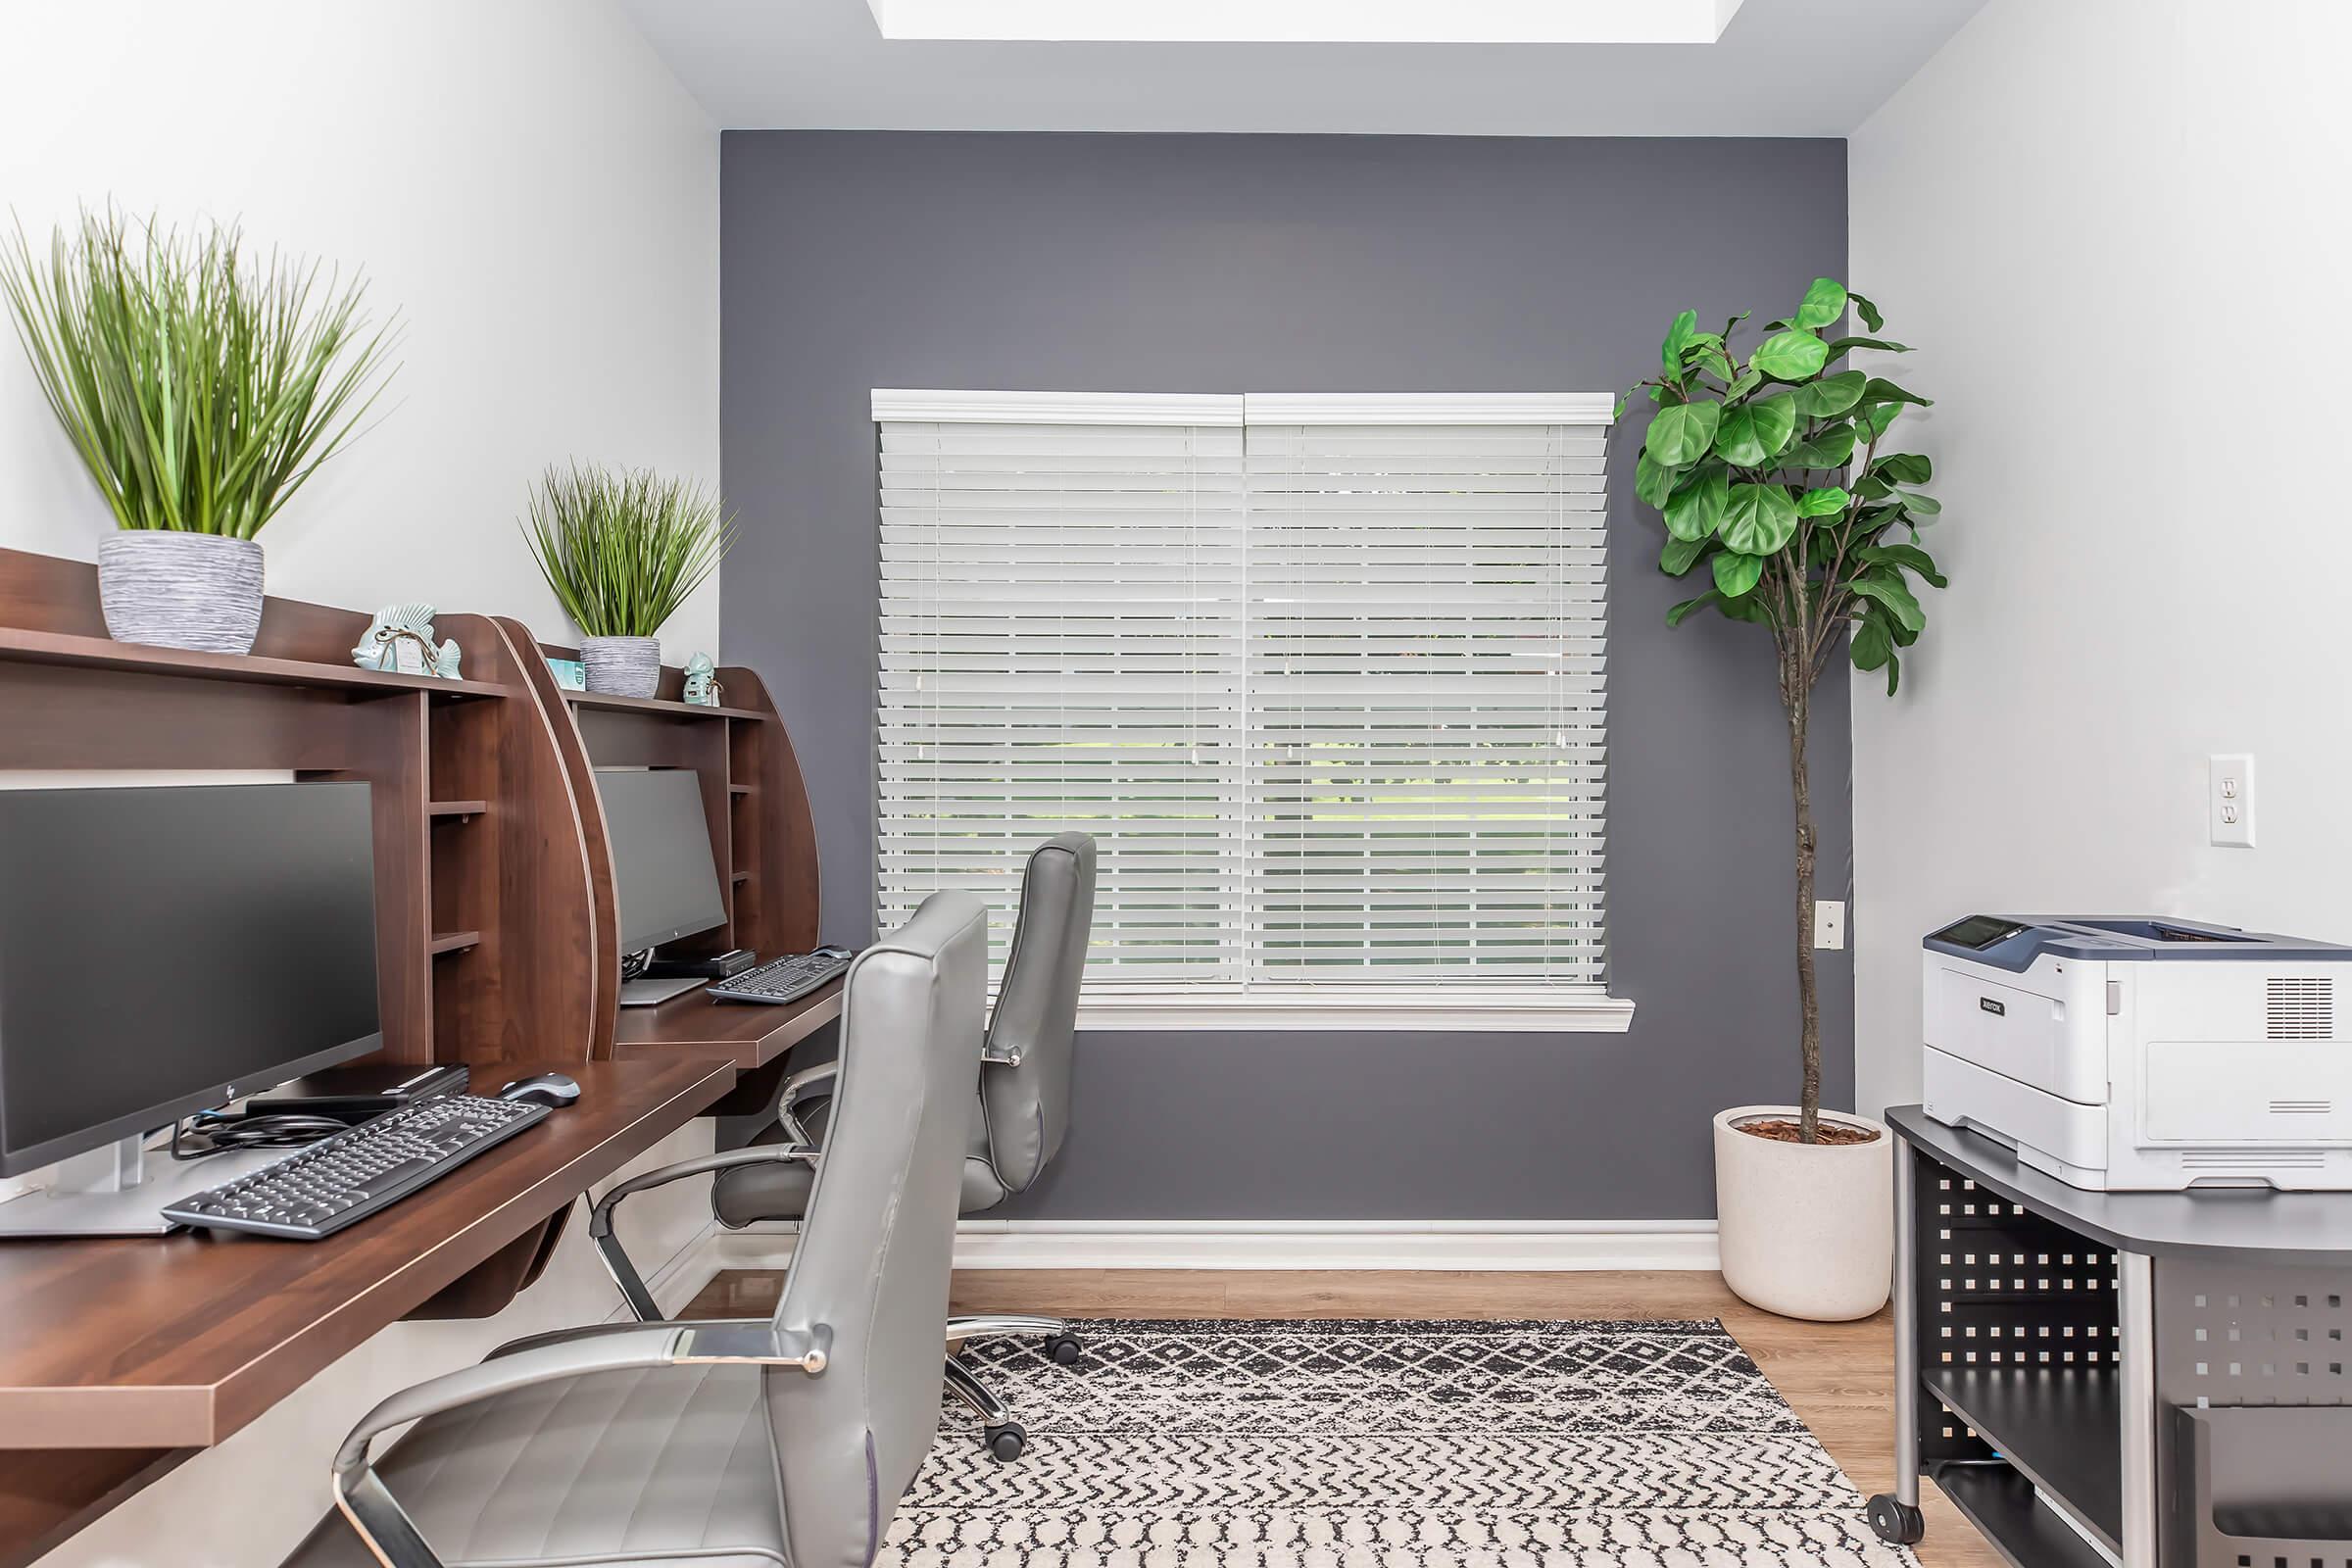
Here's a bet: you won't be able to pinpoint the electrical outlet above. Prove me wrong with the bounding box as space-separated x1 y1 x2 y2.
1814 900 1847 950
2210 753 2255 848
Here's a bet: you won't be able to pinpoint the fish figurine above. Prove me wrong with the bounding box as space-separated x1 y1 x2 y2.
352 604 463 680
683 652 721 708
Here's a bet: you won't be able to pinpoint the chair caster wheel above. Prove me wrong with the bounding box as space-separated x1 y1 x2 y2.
1866 1494 1925 1545
984 1422 1026 1462
1044 1332 1083 1366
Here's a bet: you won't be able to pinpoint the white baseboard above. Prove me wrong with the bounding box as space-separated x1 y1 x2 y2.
707 1219 1718 1273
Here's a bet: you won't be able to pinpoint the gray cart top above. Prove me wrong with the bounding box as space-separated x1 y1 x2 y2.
1887 1105 2352 1267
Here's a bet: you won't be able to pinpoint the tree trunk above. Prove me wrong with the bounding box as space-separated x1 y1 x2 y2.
1786 666 1821 1144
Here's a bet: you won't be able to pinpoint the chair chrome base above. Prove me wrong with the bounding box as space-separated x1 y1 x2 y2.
940 1314 1084 1461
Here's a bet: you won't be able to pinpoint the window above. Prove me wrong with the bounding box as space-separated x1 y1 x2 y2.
874 390 1624 1030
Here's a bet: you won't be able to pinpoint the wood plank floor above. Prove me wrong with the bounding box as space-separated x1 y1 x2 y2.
687 1267 1993 1568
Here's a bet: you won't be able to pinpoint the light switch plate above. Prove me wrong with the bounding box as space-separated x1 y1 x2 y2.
2209 753 2255 848
1814 900 1847 950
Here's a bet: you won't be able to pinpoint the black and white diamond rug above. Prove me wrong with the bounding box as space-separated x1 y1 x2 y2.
890 1319 1915 1568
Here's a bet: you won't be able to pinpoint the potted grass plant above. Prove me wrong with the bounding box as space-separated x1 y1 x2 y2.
1619 276 1947 1321
522 462 733 698
0 209 398 654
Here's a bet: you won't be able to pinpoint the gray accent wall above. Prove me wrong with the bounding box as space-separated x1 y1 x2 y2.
721 131 1852 1221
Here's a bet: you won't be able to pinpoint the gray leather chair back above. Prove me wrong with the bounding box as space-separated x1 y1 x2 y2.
977 833 1095 1195
767 890 987 1568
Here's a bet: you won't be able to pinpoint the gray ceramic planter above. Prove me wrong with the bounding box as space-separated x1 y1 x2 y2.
582 635 662 697
97 532 266 655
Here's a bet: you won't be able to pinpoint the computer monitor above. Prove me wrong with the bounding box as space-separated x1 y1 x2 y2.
0 781 382 1230
597 769 727 1004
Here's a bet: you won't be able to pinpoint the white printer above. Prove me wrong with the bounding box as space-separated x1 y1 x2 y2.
1922 915 2352 1191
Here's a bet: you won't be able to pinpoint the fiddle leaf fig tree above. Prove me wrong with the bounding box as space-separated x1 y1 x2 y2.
1619 276 1945 1144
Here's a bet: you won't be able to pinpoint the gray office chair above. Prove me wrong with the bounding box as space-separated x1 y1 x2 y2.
692 832 1096 1462
282 890 989 1568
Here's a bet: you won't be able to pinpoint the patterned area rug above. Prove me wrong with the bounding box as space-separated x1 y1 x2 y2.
889 1319 1913 1568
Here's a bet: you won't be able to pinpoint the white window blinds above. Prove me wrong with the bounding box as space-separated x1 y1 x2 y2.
874 390 1616 1018
876 395 1250 985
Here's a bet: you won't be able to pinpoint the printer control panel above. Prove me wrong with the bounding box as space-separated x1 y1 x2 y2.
1931 914 2029 951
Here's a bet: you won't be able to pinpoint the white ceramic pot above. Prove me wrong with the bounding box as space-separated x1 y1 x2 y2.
97 531 265 655
582 635 662 697
1713 1103 1893 1321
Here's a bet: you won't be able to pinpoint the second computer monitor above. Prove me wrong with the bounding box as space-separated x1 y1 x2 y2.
597 768 727 955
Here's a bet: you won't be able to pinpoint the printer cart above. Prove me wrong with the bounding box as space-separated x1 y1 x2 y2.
1870 1106 2352 1568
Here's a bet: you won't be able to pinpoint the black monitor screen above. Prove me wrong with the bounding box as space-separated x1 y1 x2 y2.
598 769 727 954
0 781 382 1176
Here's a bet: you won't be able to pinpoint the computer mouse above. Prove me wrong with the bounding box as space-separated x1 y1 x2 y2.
498 1072 581 1108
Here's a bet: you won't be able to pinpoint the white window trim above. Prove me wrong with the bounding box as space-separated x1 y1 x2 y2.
872 388 1243 425
1242 391 1617 426
874 387 1630 1031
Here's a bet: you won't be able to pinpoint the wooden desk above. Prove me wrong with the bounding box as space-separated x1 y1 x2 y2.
0 1056 734 1566
613 975 843 1070
614 977 843 1120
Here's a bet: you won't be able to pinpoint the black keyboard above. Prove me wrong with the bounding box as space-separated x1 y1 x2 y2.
161 1094 549 1240
707 947 855 1005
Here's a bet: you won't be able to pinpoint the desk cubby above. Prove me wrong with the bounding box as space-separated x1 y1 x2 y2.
513 624 822 1062
0 549 600 1072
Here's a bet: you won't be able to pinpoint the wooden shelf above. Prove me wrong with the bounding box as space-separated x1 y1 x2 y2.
728 783 755 797
563 689 764 722
0 624 504 700
731 870 754 885
1922 1366 2121 1552
429 930 482 956
427 799 488 820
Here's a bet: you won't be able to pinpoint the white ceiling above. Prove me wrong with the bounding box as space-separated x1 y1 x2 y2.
619 0 1985 137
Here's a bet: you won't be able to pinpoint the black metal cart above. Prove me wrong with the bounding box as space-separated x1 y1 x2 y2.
1871 1105 2352 1568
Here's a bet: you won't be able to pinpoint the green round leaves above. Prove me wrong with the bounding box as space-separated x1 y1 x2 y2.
1635 450 1681 509
1660 535 1708 576
1712 550 1765 599
1712 395 1796 466
1781 420 1857 470
1792 369 1866 419
1663 463 1729 541
1642 400 1720 466
1796 485 1850 518
1720 482 1798 555
1793 277 1847 331
1751 328 1829 382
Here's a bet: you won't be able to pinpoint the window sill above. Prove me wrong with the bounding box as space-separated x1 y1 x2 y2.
1071 989 1636 1034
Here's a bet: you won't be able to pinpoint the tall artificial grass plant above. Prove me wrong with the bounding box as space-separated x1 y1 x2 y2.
522 463 733 697
0 207 399 540
0 208 398 654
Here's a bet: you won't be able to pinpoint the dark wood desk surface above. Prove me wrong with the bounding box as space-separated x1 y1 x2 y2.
612 975 842 1070
0 1054 735 1451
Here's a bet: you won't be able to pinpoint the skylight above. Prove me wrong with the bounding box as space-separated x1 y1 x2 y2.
861 0 1749 45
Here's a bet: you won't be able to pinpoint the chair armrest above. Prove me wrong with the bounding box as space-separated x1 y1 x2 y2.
775 1058 839 1147
331 1322 829 1568
591 1146 820 1322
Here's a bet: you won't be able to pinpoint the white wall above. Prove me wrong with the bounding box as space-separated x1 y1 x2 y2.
0 0 722 656
1848 0 2352 1114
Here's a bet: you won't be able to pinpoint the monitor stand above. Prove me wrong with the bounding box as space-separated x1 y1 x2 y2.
0 1133 290 1238
618 975 709 1008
